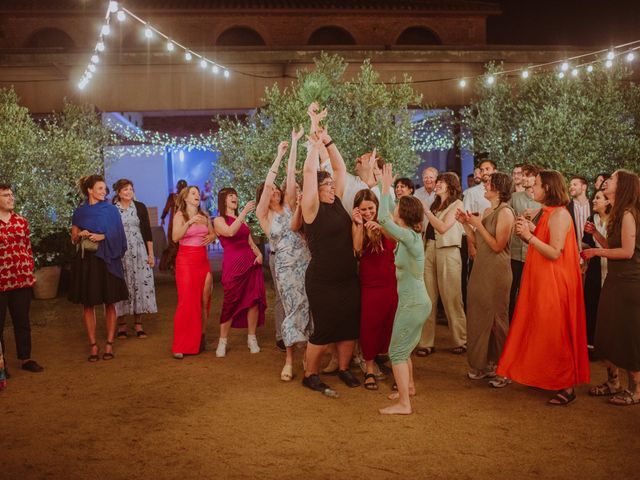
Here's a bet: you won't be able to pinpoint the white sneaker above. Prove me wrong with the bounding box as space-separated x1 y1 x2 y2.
489 375 512 388
247 335 260 354
215 338 228 358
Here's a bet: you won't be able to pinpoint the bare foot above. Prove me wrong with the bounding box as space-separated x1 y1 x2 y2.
379 402 413 415
387 388 416 400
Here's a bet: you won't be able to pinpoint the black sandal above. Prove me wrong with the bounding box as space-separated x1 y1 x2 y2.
548 389 576 406
134 322 147 339
117 322 128 339
415 347 435 357
102 341 115 361
451 344 467 355
364 373 378 391
88 343 99 363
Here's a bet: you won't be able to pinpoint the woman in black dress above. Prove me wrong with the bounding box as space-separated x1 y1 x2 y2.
69 175 128 362
582 169 640 406
301 119 361 397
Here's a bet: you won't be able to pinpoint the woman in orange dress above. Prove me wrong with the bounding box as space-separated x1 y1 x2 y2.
496 170 590 405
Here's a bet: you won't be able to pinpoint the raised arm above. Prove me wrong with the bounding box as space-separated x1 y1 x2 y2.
290 193 304 232
318 129 346 200
301 137 321 224
352 208 364 255
518 207 571 261
425 201 460 235
582 211 636 261
257 141 288 230
213 201 256 238
285 127 304 209
377 163 411 244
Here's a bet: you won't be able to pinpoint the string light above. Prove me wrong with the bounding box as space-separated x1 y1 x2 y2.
117 10 126 22
185 51 192 61
459 79 466 88
96 41 105 52
571 68 579 77
88 63 96 73
486 75 495 85
627 52 635 62
558 71 565 79
223 69 230 78
521 70 529 79
607 50 615 60
101 24 111 36
605 59 613 68
200 59 208 69
91 54 99 64
108 1 119 13
166 41 174 52
560 62 569 71
212 65 220 74
587 65 594 73
144 26 153 38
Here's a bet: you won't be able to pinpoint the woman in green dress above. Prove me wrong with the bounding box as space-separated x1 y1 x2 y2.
377 163 432 415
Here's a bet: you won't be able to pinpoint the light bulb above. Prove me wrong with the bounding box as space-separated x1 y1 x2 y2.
212 65 220 74
86 71 93 79
459 79 466 88
486 75 495 85
144 27 153 39
117 10 126 22
521 70 529 79
185 52 192 61
223 69 230 78
101 24 110 36
587 65 594 73
607 50 615 60
626 52 635 62
88 63 96 73
166 41 174 52
200 59 208 69
571 68 579 77
96 41 105 52
558 72 565 79
560 62 569 71
108 1 119 13
605 59 613 68
91 54 99 64
78 80 88 90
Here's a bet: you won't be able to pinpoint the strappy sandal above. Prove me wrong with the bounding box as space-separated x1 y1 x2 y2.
102 341 115 361
609 389 640 406
548 389 576 406
589 382 622 397
88 343 99 363
451 344 467 355
415 347 435 357
364 373 378 390
134 322 147 339
116 326 128 339
280 364 293 382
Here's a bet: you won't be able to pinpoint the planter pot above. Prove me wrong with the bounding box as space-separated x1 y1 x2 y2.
33 265 62 299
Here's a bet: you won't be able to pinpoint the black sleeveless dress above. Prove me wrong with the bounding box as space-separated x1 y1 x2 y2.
304 200 360 345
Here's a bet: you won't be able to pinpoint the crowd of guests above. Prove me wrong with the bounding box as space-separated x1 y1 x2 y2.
1 103 639 412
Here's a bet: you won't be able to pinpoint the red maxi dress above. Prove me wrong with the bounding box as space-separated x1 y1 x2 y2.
359 236 398 361
172 223 211 354
497 206 590 390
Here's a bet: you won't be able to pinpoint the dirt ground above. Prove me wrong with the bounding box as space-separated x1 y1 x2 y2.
2 270 639 480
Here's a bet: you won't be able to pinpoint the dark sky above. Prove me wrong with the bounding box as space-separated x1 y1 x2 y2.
487 0 640 46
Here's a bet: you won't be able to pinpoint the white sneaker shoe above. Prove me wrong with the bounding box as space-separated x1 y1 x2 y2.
247 335 260 354
215 338 227 358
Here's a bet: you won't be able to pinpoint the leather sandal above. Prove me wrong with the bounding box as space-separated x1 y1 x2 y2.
102 341 115 361
88 343 99 363
415 347 435 357
364 373 378 390
548 389 576 406
134 322 147 339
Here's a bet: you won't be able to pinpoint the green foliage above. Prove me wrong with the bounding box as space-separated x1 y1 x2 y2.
0 88 110 267
215 53 423 233
463 62 640 179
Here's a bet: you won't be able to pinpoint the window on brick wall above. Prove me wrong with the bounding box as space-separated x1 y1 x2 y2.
216 27 266 46
396 27 442 45
308 26 356 46
24 28 75 49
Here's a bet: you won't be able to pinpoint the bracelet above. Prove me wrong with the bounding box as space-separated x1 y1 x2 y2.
525 235 534 244
324 140 334 148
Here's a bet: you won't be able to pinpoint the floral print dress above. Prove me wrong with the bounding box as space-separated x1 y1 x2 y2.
115 203 158 316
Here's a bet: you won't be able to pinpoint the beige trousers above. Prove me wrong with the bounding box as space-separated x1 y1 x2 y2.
419 241 467 348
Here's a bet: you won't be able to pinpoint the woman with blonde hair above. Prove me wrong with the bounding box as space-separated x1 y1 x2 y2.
171 186 216 359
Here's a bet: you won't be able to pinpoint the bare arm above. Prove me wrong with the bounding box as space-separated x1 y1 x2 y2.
319 130 346 199
584 212 636 260
425 202 460 235
352 207 364 255
285 128 304 210
213 201 256 238
247 233 263 265
257 141 288 223
301 139 321 224
521 208 571 261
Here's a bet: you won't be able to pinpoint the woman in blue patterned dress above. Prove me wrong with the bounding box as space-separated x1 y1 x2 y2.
257 128 312 382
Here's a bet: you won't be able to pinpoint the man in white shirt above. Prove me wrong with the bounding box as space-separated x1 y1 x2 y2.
414 167 438 210
567 175 591 252
463 159 496 215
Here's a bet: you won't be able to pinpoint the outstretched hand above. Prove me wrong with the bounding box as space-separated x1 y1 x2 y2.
241 200 256 217
292 126 304 142
277 140 289 158
307 102 328 133
380 163 394 194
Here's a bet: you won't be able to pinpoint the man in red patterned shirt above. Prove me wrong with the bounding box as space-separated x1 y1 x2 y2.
0 183 44 374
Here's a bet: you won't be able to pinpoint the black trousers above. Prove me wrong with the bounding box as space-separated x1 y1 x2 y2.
460 236 470 309
509 260 525 322
0 287 33 360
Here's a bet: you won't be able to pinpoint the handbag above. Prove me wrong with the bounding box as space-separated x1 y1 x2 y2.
78 237 99 258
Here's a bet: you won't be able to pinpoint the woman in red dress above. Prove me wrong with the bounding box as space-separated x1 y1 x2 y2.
496 170 590 405
352 189 398 390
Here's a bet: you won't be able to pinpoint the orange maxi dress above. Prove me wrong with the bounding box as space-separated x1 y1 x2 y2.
496 206 590 390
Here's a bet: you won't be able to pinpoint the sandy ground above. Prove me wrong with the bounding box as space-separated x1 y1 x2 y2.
1 269 639 480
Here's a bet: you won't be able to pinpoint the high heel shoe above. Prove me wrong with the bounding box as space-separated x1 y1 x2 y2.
102 341 114 361
88 343 99 363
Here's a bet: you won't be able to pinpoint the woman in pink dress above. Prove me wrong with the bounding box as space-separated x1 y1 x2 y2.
172 186 216 359
352 188 398 390
213 189 267 357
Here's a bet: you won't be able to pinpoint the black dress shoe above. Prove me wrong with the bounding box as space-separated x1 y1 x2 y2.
21 360 44 373
302 374 339 398
338 369 361 388
275 339 286 352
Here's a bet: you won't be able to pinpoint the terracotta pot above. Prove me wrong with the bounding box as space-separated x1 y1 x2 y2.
33 265 62 299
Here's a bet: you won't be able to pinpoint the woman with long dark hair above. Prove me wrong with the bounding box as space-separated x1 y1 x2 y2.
458 173 515 381
352 188 398 390
256 130 311 381
417 172 466 356
583 169 640 406
213 189 266 357
496 170 589 403
69 175 128 362
160 179 188 271
171 186 216 359
112 179 157 339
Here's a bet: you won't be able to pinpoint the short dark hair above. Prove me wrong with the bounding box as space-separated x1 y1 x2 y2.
0 183 11 191
478 159 497 170
394 177 415 194
539 170 570 207
317 171 332 185
467 174 474 179
513 163 524 169
176 179 188 192
570 175 588 186
78 175 105 197
217 187 238 217
398 196 424 233
521 164 540 176
489 172 513 203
